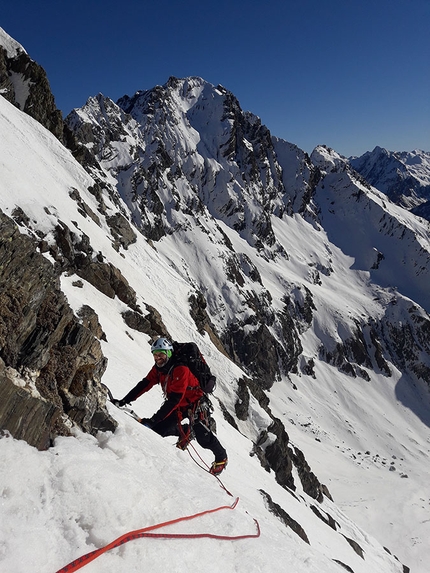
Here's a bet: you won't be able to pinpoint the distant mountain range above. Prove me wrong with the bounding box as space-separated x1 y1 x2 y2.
351 146 430 218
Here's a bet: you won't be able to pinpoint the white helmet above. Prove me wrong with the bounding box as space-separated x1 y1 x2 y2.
151 337 173 354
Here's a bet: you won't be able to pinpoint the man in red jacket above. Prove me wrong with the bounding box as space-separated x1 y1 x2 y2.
117 338 228 475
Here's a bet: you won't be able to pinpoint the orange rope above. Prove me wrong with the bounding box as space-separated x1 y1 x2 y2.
55 497 259 573
187 443 234 497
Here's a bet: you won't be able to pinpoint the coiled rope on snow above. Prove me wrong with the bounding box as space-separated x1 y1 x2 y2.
55 497 260 573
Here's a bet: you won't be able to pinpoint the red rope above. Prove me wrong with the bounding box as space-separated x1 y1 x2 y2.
187 442 212 471
187 443 234 497
126 521 261 541
55 497 259 573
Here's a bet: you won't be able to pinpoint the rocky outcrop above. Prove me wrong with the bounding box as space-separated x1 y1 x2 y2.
224 319 302 390
106 212 137 251
0 44 63 140
381 301 430 389
260 489 310 544
0 360 62 450
288 444 332 502
249 408 330 500
0 210 116 449
121 305 169 341
52 221 139 310
239 371 331 502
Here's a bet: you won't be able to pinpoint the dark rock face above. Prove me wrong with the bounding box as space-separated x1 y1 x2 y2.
105 213 137 251
288 445 331 502
225 320 302 390
0 45 63 141
0 210 116 449
52 221 139 310
122 305 170 341
0 360 62 450
234 377 250 421
260 489 310 544
263 418 294 489
382 303 430 387
232 370 331 502
310 504 338 530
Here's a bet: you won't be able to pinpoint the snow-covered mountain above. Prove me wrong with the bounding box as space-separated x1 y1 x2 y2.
1 27 430 573
350 146 430 219
65 77 430 380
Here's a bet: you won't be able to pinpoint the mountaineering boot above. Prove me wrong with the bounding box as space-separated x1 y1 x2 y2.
209 458 228 475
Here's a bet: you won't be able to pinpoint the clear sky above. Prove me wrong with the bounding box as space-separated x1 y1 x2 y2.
2 0 429 157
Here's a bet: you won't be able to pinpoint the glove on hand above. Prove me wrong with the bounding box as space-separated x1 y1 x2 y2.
113 399 128 408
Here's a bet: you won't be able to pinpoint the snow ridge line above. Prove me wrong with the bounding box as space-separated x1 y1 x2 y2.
55 497 260 573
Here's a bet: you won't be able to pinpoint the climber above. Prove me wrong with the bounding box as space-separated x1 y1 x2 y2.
115 337 228 475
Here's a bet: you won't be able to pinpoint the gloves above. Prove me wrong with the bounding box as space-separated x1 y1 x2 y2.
112 398 128 408
139 418 154 429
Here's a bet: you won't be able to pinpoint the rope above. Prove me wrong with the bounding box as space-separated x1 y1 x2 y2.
187 443 234 497
187 442 211 471
55 498 259 573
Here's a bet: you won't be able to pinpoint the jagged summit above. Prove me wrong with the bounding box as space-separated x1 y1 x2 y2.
66 77 305 251
117 76 215 116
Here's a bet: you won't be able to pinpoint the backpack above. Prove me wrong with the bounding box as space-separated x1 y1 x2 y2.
172 341 216 394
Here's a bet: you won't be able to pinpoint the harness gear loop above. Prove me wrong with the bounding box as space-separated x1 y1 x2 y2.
175 395 215 449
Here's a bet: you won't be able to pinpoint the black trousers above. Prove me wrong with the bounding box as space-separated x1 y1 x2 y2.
151 411 227 462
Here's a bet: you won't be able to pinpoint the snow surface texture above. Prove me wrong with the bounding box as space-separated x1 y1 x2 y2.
0 76 429 572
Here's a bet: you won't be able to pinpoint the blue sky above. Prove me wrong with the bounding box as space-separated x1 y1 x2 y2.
2 0 429 157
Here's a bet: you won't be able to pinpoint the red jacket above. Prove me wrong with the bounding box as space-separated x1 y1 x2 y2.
122 363 204 424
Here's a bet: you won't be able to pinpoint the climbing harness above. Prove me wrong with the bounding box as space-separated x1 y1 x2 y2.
194 395 216 431
55 497 260 573
175 395 213 449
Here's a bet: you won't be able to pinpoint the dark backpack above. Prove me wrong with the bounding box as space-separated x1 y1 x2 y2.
172 341 216 394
